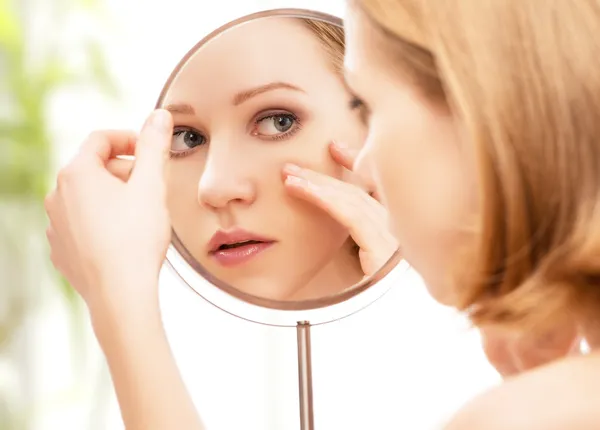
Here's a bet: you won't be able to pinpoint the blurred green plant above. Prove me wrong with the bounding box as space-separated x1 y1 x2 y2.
0 0 117 427
0 0 116 338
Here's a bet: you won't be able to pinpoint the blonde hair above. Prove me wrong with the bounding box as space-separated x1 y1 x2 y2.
301 18 345 75
356 0 600 332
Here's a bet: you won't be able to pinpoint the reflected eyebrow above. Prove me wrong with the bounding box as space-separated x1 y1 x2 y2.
162 82 304 114
163 103 195 115
233 82 305 106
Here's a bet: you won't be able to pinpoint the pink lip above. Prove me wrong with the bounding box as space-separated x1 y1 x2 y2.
208 228 276 267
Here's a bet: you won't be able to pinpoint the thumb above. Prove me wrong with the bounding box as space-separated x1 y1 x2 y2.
131 109 173 187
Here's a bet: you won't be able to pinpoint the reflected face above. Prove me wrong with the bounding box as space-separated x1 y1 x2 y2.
344 8 477 304
163 18 366 300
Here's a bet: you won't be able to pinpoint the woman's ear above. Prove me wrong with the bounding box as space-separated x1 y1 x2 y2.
479 322 581 378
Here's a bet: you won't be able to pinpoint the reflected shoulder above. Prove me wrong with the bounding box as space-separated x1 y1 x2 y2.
443 352 600 430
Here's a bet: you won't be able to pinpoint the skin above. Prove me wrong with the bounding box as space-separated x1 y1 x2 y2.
479 324 582 378
46 117 395 430
45 115 205 430
343 5 598 429
45 7 583 428
44 17 397 430
343 7 477 307
444 353 600 430
162 17 374 300
43 8 587 429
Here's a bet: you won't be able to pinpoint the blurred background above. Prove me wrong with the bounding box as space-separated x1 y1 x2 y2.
0 0 501 429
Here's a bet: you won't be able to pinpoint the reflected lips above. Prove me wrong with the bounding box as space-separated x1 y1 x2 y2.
208 228 275 267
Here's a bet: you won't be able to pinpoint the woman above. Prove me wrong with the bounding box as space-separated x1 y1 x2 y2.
161 17 395 300
343 0 600 428
107 17 395 302
44 8 581 430
44 17 394 430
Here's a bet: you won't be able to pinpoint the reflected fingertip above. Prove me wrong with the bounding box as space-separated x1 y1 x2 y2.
286 175 324 197
284 163 302 175
285 175 304 186
333 140 347 150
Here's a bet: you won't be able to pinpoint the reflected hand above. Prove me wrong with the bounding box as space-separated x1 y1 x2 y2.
283 141 398 277
45 110 173 315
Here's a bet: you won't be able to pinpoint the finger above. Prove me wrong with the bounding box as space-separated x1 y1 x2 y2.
370 190 383 203
284 163 383 216
284 172 391 254
330 142 381 198
45 225 54 244
285 175 364 225
130 109 173 187
43 191 55 216
329 141 360 171
46 225 62 270
107 158 135 182
78 130 138 167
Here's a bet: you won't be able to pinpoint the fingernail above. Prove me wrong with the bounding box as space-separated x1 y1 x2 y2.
284 163 302 174
287 176 324 194
150 109 171 131
285 175 304 185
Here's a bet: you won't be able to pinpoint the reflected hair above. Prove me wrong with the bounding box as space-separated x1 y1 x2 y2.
300 18 345 75
354 0 600 333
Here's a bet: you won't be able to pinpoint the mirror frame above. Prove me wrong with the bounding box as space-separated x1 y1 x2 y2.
158 8 407 326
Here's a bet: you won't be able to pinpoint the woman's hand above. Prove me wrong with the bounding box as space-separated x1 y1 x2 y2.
283 141 398 277
46 110 206 430
45 109 173 317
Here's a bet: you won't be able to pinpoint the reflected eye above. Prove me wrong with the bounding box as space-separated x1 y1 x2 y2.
171 128 206 153
254 114 298 138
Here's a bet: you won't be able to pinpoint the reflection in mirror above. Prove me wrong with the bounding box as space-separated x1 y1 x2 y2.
160 14 399 304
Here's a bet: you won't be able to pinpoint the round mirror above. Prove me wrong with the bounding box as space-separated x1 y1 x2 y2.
154 9 409 429
158 8 407 327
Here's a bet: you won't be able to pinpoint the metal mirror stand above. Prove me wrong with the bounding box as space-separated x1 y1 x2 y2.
297 321 314 430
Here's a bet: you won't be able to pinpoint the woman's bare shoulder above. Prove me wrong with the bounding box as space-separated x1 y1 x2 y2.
444 352 600 430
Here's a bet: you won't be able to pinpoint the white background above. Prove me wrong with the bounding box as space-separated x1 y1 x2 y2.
30 0 501 429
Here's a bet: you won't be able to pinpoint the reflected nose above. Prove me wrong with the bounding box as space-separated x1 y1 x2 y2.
197 153 256 210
